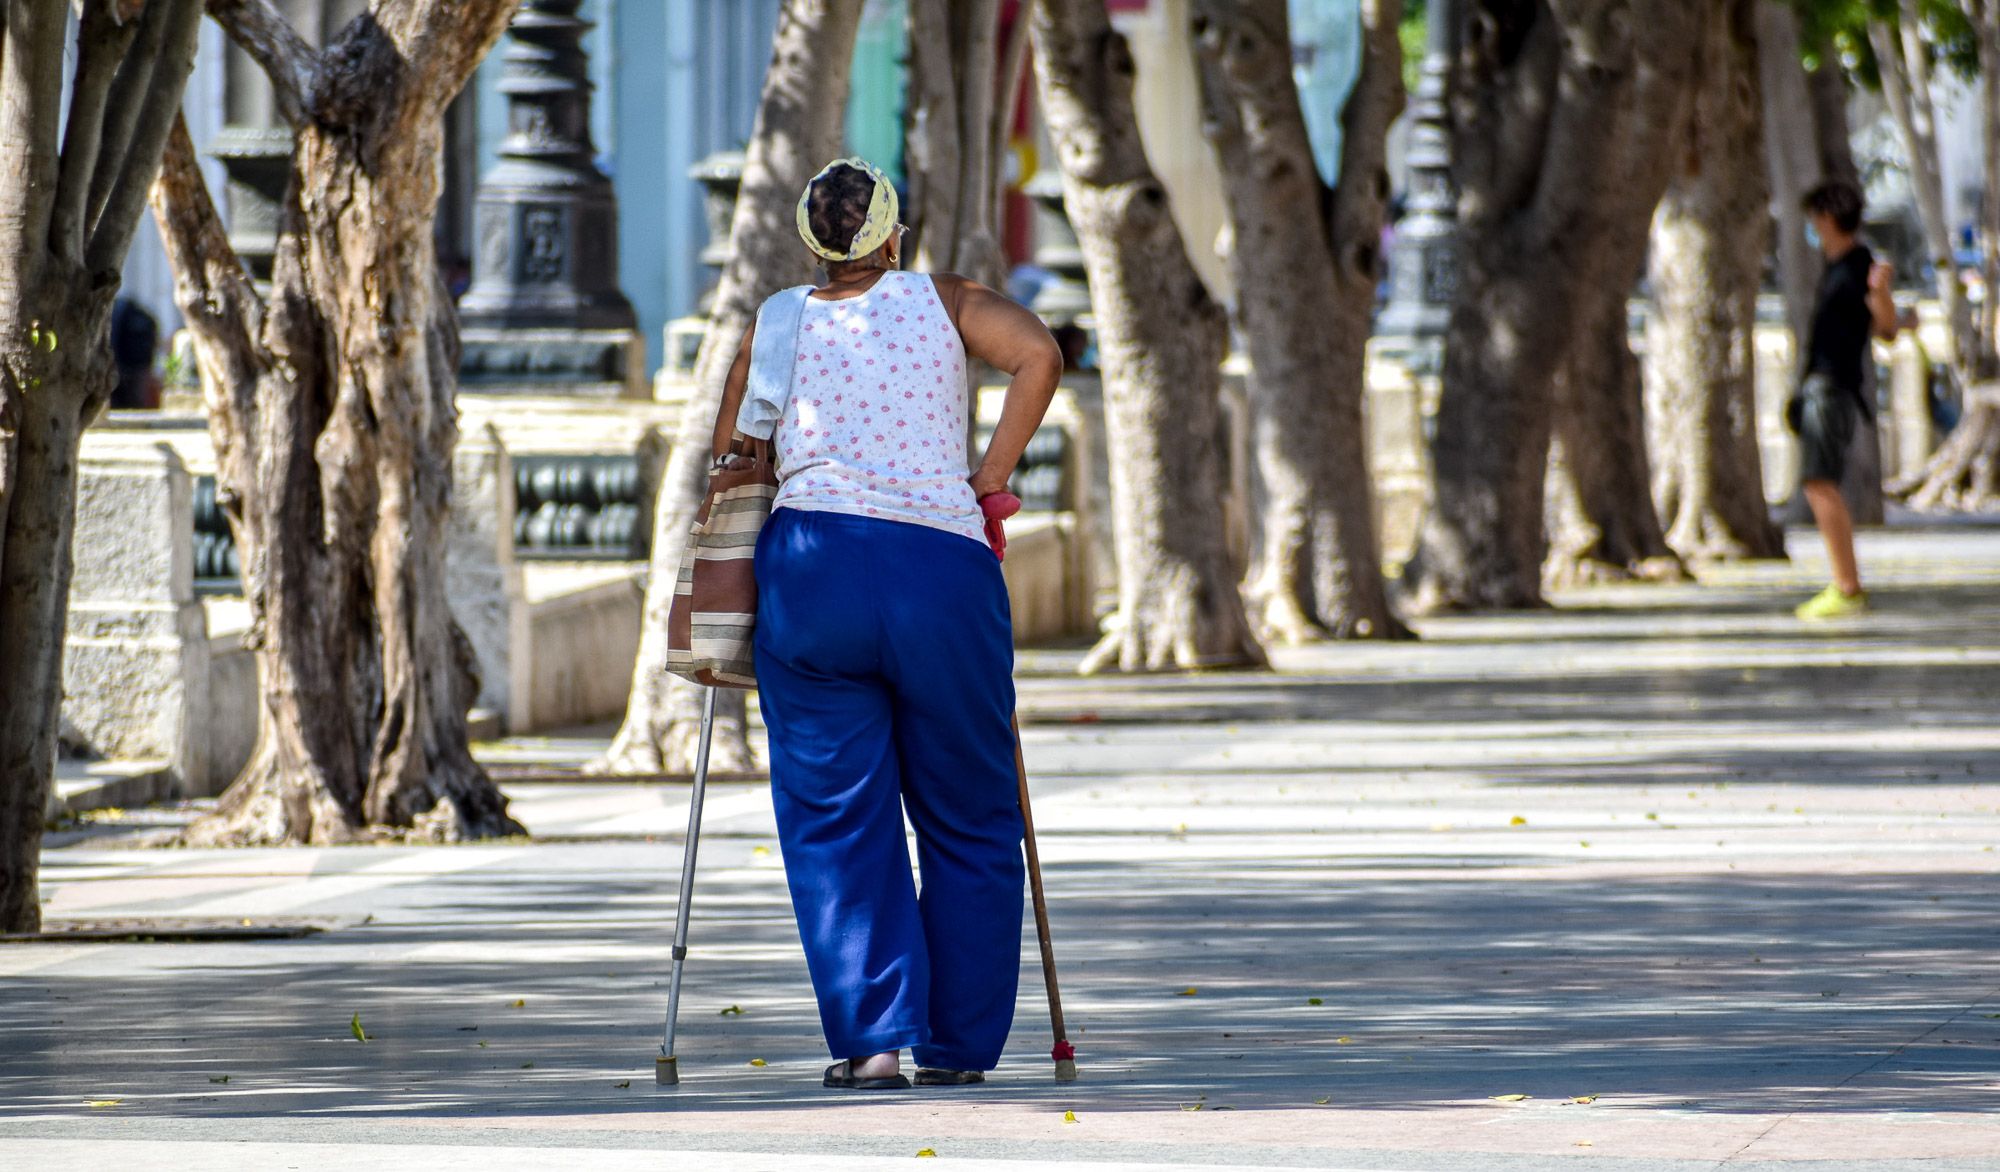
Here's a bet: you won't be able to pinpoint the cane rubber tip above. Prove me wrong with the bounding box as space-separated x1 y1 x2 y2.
655 1055 679 1086
1054 1058 1078 1082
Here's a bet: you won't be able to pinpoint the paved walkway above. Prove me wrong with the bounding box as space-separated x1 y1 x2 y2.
4 524 2000 1169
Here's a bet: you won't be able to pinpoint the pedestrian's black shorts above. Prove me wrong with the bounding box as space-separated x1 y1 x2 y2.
1786 373 1858 485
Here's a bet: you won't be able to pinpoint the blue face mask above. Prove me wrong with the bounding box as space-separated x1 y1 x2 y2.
1805 220 1822 251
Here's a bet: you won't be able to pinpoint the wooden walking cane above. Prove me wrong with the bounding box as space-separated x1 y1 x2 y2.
1011 712 1078 1081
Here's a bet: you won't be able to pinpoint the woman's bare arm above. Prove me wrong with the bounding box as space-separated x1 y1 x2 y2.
934 273 1064 497
709 319 758 460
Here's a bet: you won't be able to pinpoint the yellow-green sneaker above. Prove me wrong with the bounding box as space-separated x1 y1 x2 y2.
1795 584 1869 620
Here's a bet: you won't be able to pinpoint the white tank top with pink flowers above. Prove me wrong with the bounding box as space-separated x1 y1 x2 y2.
771 271 984 545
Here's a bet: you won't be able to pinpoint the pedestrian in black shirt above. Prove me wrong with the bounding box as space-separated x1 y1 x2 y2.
1789 180 1897 620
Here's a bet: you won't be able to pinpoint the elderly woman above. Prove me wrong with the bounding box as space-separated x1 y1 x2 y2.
709 159 1063 1090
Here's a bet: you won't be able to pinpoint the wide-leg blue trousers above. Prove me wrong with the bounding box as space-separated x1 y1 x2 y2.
753 508 1025 1070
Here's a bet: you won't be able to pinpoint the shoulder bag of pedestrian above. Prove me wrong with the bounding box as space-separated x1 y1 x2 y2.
664 285 811 687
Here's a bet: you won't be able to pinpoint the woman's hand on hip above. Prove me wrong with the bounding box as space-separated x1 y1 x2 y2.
969 467 1012 499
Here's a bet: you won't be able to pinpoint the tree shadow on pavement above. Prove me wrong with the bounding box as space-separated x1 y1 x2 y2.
3 857 1997 1123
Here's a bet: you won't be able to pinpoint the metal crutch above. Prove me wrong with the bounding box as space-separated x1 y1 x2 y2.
656 686 719 1087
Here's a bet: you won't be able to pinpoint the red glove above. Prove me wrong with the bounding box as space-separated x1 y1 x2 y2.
979 492 1021 562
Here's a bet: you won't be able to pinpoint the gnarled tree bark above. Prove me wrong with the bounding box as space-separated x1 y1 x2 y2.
148 0 524 847
1649 0 1785 563
1031 0 1264 672
599 0 861 775
905 0 1009 289
1191 0 1410 643
1545 278 1686 586
1894 0 2000 510
1402 0 1701 612
1 0 204 932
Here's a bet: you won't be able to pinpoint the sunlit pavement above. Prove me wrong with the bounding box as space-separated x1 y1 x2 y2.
4 522 1999 1170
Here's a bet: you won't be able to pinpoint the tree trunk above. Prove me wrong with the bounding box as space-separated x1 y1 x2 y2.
599 0 861 775
0 324 99 932
1545 280 1687 585
906 0 1007 289
1894 0 2000 510
149 1 524 846
1758 1 1820 348
1870 12 1976 380
1190 0 1408 643
1 0 204 931
1403 0 1702 613
1649 0 1786 564
1031 0 1264 672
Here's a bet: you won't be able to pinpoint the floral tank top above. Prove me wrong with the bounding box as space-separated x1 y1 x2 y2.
772 271 984 545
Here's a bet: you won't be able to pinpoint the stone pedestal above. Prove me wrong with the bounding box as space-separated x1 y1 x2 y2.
1887 336 1934 481
62 442 211 796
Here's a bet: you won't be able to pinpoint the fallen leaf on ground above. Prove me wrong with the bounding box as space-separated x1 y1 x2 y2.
1182 1103 1201 1111
719 1005 744 1016
1307 997 1324 1006
1063 1110 1078 1124
1176 987 1199 997
350 1014 368 1043
1336 1036 1352 1044
1575 1140 1593 1147
1509 816 1528 826
752 846 772 858
510 999 526 1008
477 1041 488 1048
519 1063 534 1070
208 1076 229 1084
86 1099 121 1108
1314 1096 1331 1105
916 1150 936 1158
1571 1095 1597 1104
749 1058 767 1067
614 1081 630 1089
1491 1094 1530 1102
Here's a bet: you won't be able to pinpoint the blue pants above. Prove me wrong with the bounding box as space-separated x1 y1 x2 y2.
754 508 1025 1070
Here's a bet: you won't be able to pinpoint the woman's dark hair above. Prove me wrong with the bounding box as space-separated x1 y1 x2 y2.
806 164 880 258
1802 180 1865 234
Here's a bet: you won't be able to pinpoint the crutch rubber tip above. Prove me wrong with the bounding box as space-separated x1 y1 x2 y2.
655 1056 679 1086
1054 1058 1078 1082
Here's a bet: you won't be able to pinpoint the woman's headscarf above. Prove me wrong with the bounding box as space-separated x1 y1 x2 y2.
796 157 899 263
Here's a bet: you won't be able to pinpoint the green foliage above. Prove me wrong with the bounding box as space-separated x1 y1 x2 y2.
1400 0 1427 96
1790 0 1980 85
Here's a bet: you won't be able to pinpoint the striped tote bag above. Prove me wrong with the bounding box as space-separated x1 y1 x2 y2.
665 436 778 688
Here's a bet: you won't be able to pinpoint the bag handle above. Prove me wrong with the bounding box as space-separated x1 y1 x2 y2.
720 431 773 467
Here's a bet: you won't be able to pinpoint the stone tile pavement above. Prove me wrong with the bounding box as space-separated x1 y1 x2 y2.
3 523 1999 1169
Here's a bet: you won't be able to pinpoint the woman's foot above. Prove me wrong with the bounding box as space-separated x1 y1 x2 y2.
823 1051 909 1090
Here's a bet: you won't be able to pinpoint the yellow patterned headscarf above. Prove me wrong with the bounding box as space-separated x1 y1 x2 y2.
796 157 900 262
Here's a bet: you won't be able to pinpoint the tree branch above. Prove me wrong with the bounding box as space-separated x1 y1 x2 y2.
147 114 265 437
370 0 521 117
1329 0 1404 286
0 0 72 287
990 3 1031 215
207 0 320 127
51 4 141 266
86 0 204 275
83 0 177 238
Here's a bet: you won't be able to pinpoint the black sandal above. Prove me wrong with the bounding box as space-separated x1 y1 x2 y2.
913 1068 985 1086
823 1060 911 1090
